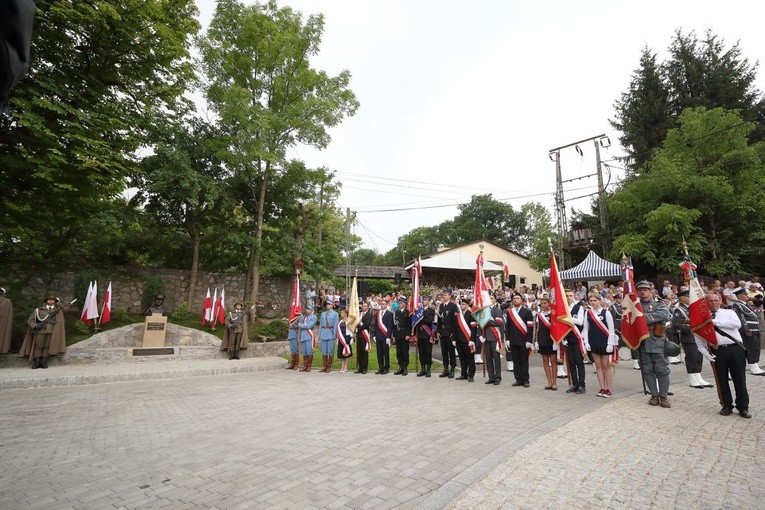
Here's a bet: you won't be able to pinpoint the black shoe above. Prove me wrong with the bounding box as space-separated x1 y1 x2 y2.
468 377 474 382
353 369 362 374
575 387 586 394
565 386 578 393
456 375 468 380
425 365 431 377
361 370 368 374
485 379 495 384
512 381 523 387
493 380 501 385
523 383 530 388
448 367 455 379
439 370 449 378
375 369 383 374
40 357 48 369
402 369 408 376
720 407 733 416
739 410 752 419
394 368 404 375
32 357 41 369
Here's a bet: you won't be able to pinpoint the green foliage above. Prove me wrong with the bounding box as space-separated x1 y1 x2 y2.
169 302 193 323
73 270 100 305
141 277 166 312
257 319 288 339
111 308 131 323
365 280 396 296
608 107 765 275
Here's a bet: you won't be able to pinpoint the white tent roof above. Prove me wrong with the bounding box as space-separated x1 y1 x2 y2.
559 250 621 280
406 251 503 272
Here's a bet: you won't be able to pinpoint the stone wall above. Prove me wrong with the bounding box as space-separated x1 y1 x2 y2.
6 267 298 317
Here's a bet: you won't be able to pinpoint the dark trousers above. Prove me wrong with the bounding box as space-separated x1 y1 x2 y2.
457 340 475 377
357 341 369 372
682 341 703 373
484 341 502 381
743 332 761 364
567 342 586 388
395 338 409 368
510 344 529 383
418 337 432 366
439 333 457 368
376 338 390 371
713 343 749 411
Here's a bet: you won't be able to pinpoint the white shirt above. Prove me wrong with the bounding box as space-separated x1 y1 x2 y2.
694 307 743 352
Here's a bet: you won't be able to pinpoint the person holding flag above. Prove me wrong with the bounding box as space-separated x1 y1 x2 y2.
297 305 317 372
672 289 713 388
479 294 505 385
563 289 587 394
454 297 476 382
414 296 436 377
392 296 411 375
355 301 374 375
636 281 672 408
285 272 302 370
318 299 339 373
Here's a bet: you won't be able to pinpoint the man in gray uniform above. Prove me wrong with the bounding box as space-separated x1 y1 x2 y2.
636 280 672 408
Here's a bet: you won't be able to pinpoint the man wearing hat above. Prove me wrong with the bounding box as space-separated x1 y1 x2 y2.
317 299 339 373
436 290 459 379
392 296 411 375
672 290 714 388
19 295 67 368
0 287 13 354
222 301 249 360
297 304 318 372
729 287 765 375
414 295 436 377
636 280 672 408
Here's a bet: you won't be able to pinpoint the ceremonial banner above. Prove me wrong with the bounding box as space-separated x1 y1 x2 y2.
100 282 112 325
620 256 649 349
679 256 717 346
289 275 302 324
346 276 360 331
410 258 424 332
216 287 226 325
210 288 218 326
549 249 573 343
202 288 212 324
472 250 493 329
81 281 99 324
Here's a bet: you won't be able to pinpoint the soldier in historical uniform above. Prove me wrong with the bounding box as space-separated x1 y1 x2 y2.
222 301 249 360
0 287 13 354
297 305 317 372
672 289 713 388
355 301 374 374
636 280 672 408
505 293 534 387
318 299 339 373
374 298 394 374
19 296 67 369
480 295 504 385
729 287 765 376
285 310 301 370
414 296 436 377
436 291 459 378
454 298 476 382
392 296 411 375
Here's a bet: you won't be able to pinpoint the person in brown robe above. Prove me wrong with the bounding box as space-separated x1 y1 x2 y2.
0 287 13 354
19 296 67 368
222 301 249 360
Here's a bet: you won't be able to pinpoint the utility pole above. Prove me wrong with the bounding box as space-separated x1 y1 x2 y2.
345 207 355 295
552 150 567 270
593 138 609 256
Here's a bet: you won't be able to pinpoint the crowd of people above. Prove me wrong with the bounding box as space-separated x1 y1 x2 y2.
285 277 764 418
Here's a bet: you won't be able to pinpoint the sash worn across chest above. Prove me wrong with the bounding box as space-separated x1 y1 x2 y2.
588 308 609 336
509 308 527 334
376 310 389 337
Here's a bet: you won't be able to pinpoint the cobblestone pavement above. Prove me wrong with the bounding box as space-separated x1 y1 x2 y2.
0 356 762 509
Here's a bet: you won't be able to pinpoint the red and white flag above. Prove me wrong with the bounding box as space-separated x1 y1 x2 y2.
202 288 212 325
210 288 218 326
620 256 649 349
100 281 112 325
216 287 226 325
503 261 510 281
680 256 717 346
289 274 302 324
81 281 99 324
549 249 574 344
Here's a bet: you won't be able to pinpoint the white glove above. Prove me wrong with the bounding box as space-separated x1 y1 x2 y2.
534 342 539 351
702 350 716 363
452 341 457 347
525 342 533 349
585 342 591 352
504 340 510 350
553 343 559 352
468 340 475 351
562 340 568 346
606 345 614 353
479 335 486 344
386 338 391 347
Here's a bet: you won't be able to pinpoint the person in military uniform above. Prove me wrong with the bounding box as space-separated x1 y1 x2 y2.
374 298 394 374
222 301 249 360
19 296 67 369
392 296 411 375
436 291 459 378
355 301 374 374
505 293 534 387
285 310 301 370
414 296 436 377
636 280 672 408
672 290 713 388
454 298 476 382
318 299 339 373
729 287 765 375
480 294 504 385
0 287 13 354
297 305 318 372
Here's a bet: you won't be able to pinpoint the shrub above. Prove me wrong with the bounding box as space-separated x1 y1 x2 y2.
141 276 165 312
258 319 288 339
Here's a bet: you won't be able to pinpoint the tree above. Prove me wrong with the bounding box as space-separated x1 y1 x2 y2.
0 0 200 267
135 119 229 308
197 0 359 306
351 248 382 266
608 107 765 275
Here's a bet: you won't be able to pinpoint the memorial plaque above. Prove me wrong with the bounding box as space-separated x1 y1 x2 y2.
142 313 167 347
133 347 175 356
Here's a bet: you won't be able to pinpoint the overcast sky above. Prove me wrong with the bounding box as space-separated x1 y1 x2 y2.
194 0 765 257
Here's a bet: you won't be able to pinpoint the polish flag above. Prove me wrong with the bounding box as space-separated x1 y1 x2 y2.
216 287 226 325
209 288 218 326
202 288 212 324
100 282 112 325
549 249 574 343
81 281 99 324
679 257 717 346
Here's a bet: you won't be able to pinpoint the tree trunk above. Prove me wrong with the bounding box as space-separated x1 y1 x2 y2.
186 219 201 310
247 167 269 314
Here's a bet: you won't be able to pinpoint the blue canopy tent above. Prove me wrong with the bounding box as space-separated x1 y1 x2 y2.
559 250 621 281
